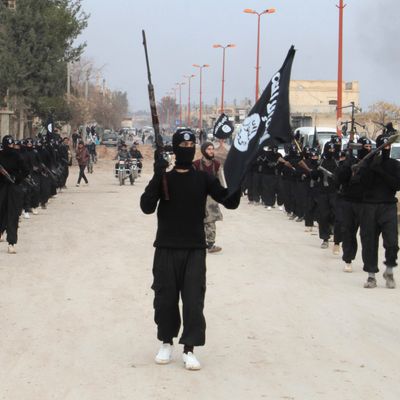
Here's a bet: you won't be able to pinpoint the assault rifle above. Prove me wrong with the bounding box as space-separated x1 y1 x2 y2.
0 163 15 184
352 133 399 174
142 29 169 199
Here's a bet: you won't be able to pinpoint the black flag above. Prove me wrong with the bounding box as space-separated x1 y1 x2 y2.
312 125 319 149
45 114 54 140
224 46 296 196
214 113 234 139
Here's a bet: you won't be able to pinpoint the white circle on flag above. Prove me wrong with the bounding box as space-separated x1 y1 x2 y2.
222 125 231 134
184 133 190 140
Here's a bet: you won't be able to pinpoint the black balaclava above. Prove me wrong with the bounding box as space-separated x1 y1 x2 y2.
357 137 372 160
172 129 196 169
201 141 214 160
2 135 14 153
376 134 391 160
302 145 311 159
323 142 335 159
309 148 319 167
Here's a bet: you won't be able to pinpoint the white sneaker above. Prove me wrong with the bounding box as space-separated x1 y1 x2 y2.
155 344 173 364
182 352 201 371
343 263 353 273
32 208 39 215
333 244 340 255
279 206 284 211
23 211 30 219
266 206 272 211
8 244 16 254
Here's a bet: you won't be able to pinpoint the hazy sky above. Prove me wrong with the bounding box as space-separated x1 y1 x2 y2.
78 0 399 112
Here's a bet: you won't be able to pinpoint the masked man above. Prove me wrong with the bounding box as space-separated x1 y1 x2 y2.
140 129 240 371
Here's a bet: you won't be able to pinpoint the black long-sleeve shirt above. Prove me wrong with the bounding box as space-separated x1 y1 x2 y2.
360 157 400 204
140 168 240 249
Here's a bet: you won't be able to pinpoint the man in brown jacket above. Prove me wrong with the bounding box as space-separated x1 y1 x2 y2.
76 141 89 187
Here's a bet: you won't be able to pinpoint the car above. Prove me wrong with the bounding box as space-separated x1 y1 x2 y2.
390 143 400 160
101 132 118 146
294 126 338 148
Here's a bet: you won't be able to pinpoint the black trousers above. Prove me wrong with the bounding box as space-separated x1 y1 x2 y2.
152 248 207 347
248 172 263 203
294 180 307 218
40 174 51 206
77 165 88 184
305 187 318 227
0 184 23 245
315 191 339 241
340 200 361 263
282 179 295 214
261 174 278 207
360 203 399 273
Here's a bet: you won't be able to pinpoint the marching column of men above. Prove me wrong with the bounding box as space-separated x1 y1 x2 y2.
245 124 400 289
0 135 71 254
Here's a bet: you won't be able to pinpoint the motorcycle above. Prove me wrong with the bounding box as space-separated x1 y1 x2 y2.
115 158 138 186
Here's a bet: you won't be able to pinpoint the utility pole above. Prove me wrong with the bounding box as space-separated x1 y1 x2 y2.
336 0 346 135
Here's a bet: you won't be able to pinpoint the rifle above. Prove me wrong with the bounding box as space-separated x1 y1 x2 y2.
0 163 16 184
40 162 57 180
142 29 169 200
317 165 334 178
142 30 163 153
352 133 399 174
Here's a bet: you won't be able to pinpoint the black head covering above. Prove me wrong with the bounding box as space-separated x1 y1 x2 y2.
172 129 196 153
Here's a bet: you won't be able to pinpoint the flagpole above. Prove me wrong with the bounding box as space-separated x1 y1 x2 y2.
336 0 346 136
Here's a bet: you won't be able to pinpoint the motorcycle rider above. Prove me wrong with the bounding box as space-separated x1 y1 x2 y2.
116 143 134 185
129 143 143 176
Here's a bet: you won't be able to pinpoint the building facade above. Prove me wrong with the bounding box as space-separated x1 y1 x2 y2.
290 80 360 128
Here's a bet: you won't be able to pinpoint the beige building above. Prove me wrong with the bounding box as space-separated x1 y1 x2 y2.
290 80 360 128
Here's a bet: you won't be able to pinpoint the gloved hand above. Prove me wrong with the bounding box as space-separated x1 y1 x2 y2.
153 151 169 175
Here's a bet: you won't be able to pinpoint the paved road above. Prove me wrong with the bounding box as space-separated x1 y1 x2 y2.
1 160 400 400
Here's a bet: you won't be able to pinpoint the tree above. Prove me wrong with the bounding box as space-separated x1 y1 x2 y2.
158 96 177 127
358 101 400 138
0 0 89 134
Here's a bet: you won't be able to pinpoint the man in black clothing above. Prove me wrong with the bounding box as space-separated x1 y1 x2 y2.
0 136 29 253
314 142 340 249
359 133 400 289
140 129 240 371
335 138 371 272
260 145 282 210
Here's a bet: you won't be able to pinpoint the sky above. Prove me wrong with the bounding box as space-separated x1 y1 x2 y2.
78 0 399 112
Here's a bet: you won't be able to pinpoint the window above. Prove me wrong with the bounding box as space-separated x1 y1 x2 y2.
328 100 337 105
345 82 353 90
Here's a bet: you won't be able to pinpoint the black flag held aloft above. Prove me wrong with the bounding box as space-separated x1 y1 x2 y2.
224 46 296 197
45 114 54 141
213 113 234 139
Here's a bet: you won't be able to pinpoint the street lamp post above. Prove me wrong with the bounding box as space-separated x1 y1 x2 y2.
244 7 276 103
171 87 177 128
176 82 185 126
193 64 210 131
213 43 236 113
184 74 196 127
336 0 346 135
